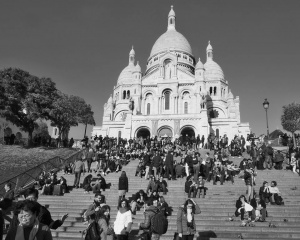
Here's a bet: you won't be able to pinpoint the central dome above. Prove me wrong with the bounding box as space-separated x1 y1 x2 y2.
149 6 193 59
150 29 193 57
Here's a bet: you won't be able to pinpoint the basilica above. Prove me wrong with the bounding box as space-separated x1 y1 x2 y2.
92 6 250 141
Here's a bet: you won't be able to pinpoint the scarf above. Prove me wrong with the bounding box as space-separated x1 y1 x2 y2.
187 208 193 223
15 218 39 240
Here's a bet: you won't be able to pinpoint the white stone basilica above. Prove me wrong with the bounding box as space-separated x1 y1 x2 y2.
92 6 250 141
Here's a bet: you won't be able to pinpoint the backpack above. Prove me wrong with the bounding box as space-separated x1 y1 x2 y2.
150 209 168 234
85 221 101 240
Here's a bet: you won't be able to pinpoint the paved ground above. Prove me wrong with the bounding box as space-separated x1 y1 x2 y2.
0 145 77 183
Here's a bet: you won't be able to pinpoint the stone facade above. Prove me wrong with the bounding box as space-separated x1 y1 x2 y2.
92 6 250 141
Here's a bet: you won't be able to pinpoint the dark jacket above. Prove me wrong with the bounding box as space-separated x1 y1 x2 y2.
140 206 159 230
165 154 174 167
143 154 151 167
5 222 52 240
118 176 128 191
146 180 157 193
185 155 193 167
250 198 266 209
152 155 162 168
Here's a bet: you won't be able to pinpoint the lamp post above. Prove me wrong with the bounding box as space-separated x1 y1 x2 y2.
263 98 270 139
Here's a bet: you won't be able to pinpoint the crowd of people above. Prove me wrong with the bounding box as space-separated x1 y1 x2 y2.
1 131 300 240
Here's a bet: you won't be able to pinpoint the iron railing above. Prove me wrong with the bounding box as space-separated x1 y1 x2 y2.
0 150 82 198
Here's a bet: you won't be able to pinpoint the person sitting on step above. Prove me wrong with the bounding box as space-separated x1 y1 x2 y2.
259 181 271 203
82 174 93 193
146 175 157 195
156 176 168 195
234 195 253 221
268 181 284 205
41 179 54 195
131 190 148 214
250 193 267 222
188 176 198 198
195 175 206 198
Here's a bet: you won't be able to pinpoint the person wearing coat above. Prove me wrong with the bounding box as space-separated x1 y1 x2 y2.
118 171 129 205
177 198 201 240
5 200 53 240
98 205 114 240
165 151 176 180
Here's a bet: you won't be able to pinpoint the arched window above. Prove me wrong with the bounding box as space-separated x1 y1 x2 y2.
214 87 217 96
127 90 130 99
184 102 188 114
170 19 173 24
123 91 126 99
210 87 213 95
165 91 170 110
200 87 202 92
147 103 150 115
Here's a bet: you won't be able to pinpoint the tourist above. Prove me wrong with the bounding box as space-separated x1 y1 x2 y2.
192 152 201 180
156 176 168 195
114 199 132 240
138 199 160 240
57 176 68 194
268 181 284 205
273 150 284 170
143 150 151 180
290 153 299 174
0 183 14 209
85 193 106 221
158 196 170 216
118 171 129 204
165 151 176 180
259 181 271 203
175 161 184 178
86 148 95 173
176 199 201 240
73 156 85 189
196 175 206 198
98 205 114 240
5 200 53 240
234 195 253 221
244 168 255 201
22 188 68 230
187 176 198 198
82 174 93 193
250 194 267 222
131 190 148 214
152 150 162 180
146 176 157 195
41 179 54 195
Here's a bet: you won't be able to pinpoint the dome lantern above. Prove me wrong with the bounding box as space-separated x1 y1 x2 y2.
129 46 135 65
168 5 176 31
206 41 213 60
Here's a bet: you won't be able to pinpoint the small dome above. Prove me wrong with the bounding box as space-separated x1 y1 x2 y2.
117 65 136 84
206 41 213 52
204 59 224 79
150 29 192 58
196 58 204 69
135 61 141 72
168 5 175 17
129 46 135 55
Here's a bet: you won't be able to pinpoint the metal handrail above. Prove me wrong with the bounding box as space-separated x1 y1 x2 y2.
0 150 82 198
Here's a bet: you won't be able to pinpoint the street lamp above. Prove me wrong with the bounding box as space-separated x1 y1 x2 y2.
263 98 270 139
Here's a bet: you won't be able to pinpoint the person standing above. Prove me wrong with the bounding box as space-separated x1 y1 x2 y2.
5 200 53 240
73 157 85 188
118 171 129 204
114 199 132 240
165 151 175 180
143 150 152 180
152 151 162 180
177 199 201 240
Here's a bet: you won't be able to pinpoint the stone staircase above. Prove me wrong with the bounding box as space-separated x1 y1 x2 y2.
8 150 300 239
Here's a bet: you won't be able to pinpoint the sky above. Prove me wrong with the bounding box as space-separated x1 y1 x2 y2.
0 0 300 139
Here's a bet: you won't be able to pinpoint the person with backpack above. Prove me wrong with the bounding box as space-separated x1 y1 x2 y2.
176 198 201 240
139 198 168 240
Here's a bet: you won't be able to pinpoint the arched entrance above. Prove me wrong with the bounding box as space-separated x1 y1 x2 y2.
181 126 195 143
136 127 150 139
158 127 173 138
